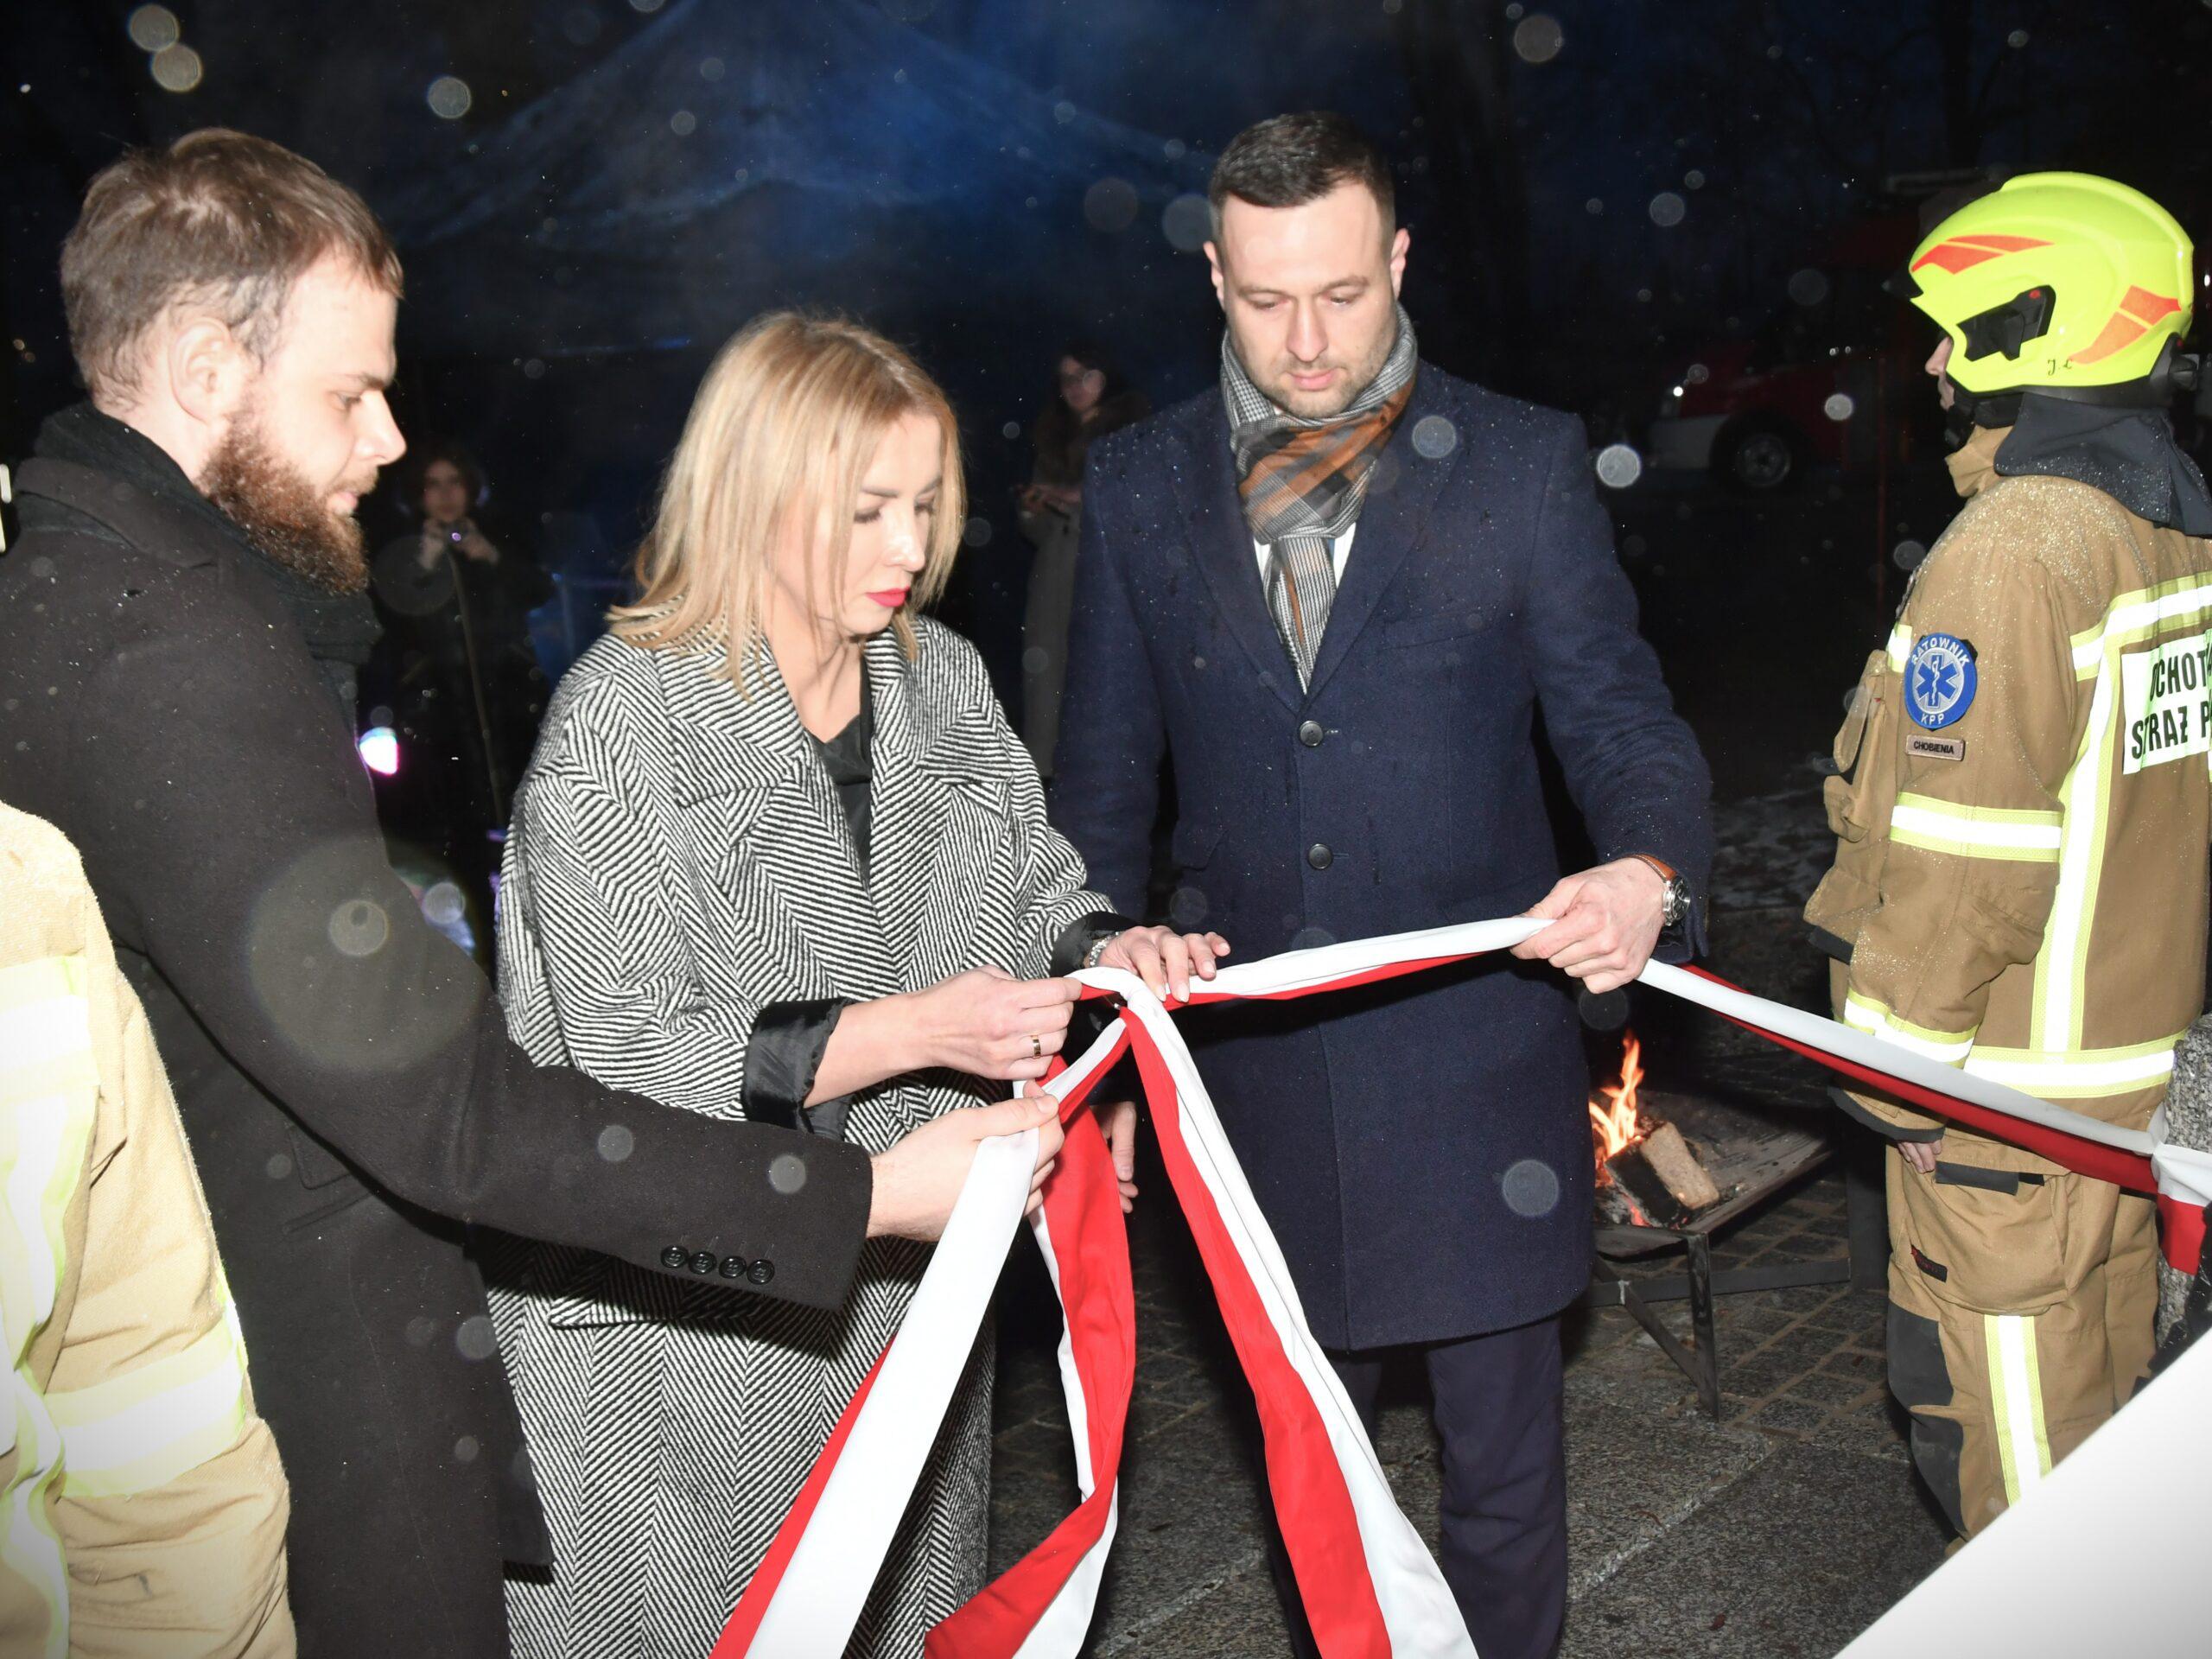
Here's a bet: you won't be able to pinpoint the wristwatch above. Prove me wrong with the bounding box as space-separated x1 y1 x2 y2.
1630 854 1693 929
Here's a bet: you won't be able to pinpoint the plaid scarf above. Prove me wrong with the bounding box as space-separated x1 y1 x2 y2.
1222 306 1418 684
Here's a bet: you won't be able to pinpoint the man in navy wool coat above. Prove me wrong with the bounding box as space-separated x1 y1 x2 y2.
1051 112 1713 1659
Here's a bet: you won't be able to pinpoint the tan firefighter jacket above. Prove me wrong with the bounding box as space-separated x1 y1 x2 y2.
0 804 293 1656
1806 423 2212 1172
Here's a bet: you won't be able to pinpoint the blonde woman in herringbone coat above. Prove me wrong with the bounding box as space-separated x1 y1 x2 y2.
490 313 1227 1657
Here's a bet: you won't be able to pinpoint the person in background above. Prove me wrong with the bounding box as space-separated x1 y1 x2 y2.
368 442 552 906
491 310 1222 1658
0 802 293 1657
1015 343 1149 777
0 127 1057 1658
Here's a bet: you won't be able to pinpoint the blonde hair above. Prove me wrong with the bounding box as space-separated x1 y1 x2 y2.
611 312 966 684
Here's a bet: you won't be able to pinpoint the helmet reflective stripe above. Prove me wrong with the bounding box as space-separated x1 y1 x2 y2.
1906 171 2194 394
1910 233 2051 276
2070 285 2185 366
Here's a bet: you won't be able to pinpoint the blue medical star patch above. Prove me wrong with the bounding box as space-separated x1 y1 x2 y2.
1905 632 1977 729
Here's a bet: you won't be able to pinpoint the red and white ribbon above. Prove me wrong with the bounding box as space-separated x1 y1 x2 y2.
715 917 2212 1659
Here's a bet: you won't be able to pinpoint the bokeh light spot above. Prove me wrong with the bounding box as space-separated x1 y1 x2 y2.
1648 192 1686 228
427 76 473 120
1824 392 1856 423
357 726 399 776
327 899 390 958
1893 539 1928 572
1502 1158 1561 1217
1511 14 1564 63
149 43 203 92
1083 177 1140 233
671 109 697 136
963 516 994 549
454 1315 499 1361
127 5 181 51
1788 267 1831 308
423 881 467 926
1578 986 1629 1030
598 1124 635 1163
1169 886 1210 928
1595 442 1644 489
1162 193 1213 252
770 1154 809 1194
1411 415 1459 460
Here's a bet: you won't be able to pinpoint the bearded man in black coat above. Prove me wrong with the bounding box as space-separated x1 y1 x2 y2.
0 129 1061 1656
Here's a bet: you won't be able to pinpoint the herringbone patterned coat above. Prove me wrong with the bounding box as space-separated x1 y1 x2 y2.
489 619 1106 1656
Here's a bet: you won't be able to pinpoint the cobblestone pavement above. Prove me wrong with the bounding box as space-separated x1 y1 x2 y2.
987 890 1954 1657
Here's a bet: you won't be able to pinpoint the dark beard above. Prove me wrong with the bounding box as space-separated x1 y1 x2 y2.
200 411 370 594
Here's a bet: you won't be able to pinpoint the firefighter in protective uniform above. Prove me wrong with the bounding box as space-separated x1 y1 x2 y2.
0 802 294 1654
1806 172 2212 1539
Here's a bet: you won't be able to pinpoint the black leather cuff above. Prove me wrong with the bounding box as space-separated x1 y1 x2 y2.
743 998 851 1130
1052 910 1141 976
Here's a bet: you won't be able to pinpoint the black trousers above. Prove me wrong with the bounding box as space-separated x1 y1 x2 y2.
1268 1315 1567 1659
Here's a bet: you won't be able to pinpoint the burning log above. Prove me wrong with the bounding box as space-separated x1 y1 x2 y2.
1606 1120 1723 1226
1589 1033 1723 1228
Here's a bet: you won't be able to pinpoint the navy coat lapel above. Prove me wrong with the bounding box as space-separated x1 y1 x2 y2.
1168 399 1302 715
1303 373 1459 700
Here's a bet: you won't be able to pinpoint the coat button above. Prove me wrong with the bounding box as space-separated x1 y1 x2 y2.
660 1245 688 1269
719 1255 747 1279
747 1260 775 1286
689 1251 716 1274
1306 842 1333 870
1298 720 1325 747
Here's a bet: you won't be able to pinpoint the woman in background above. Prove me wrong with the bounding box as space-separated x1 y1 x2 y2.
367 442 552 919
1016 342 1149 777
492 313 1224 1656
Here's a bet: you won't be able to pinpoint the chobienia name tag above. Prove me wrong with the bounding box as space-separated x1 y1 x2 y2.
1906 732 1966 764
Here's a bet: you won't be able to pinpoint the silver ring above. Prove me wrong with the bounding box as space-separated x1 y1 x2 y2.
1029 1033 1043 1060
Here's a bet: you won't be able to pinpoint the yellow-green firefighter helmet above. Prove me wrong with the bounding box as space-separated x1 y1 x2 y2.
1904 172 2194 396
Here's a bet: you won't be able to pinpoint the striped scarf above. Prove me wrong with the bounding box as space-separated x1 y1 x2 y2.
1222 307 1418 683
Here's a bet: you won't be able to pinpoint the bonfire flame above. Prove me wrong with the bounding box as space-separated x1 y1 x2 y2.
1589 1032 1645 1168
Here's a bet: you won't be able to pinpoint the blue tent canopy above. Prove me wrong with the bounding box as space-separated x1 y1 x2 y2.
378 0 1213 358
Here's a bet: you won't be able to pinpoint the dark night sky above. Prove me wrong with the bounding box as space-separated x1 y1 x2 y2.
8 0 2209 568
